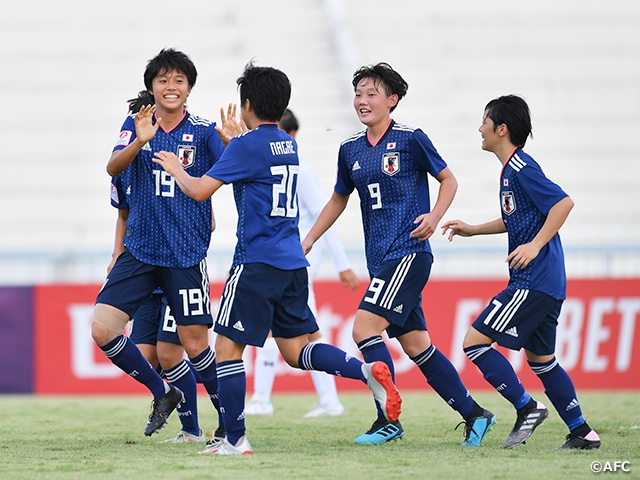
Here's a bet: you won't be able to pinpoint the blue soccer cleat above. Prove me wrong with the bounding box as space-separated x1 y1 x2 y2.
459 409 497 447
354 416 404 445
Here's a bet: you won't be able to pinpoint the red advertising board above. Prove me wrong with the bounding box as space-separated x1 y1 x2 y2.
33 279 640 394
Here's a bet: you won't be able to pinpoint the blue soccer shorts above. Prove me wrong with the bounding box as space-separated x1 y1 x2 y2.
472 288 562 355
129 293 182 346
214 263 318 347
359 252 432 338
96 249 213 328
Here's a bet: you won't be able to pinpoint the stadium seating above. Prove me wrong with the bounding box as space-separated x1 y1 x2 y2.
1 0 638 283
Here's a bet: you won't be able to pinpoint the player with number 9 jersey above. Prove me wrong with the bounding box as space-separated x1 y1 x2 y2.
335 122 447 274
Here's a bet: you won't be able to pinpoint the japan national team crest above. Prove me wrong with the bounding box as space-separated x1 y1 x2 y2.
502 191 516 215
177 145 196 168
382 152 400 176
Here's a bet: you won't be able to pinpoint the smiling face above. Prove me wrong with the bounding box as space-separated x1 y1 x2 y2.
353 77 398 128
149 68 191 114
479 110 501 153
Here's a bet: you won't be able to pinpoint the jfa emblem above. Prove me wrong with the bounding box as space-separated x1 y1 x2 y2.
502 191 516 215
382 152 400 176
177 145 196 168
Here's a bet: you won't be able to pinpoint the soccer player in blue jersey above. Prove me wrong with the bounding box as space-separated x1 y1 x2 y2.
153 61 402 455
245 109 359 419
92 48 229 437
302 63 495 447
441 95 601 450
110 167 225 444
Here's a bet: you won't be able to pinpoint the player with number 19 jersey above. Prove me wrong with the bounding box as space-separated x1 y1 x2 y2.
114 111 224 268
335 120 447 275
205 123 309 271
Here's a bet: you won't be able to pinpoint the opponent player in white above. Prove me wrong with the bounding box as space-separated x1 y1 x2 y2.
153 61 402 455
302 63 495 446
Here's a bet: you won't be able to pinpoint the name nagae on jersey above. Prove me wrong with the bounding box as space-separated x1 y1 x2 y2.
270 140 295 155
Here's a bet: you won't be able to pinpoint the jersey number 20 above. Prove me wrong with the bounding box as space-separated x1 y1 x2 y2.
270 165 299 217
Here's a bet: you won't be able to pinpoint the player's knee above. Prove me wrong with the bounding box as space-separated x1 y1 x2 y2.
91 303 129 346
463 327 493 350
157 345 184 370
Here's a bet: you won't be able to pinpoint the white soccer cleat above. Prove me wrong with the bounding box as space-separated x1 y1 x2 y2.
303 403 345 418
362 361 402 422
163 429 205 443
244 398 274 416
199 435 253 455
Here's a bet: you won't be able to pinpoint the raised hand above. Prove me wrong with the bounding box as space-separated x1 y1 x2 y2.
215 103 248 146
133 104 161 145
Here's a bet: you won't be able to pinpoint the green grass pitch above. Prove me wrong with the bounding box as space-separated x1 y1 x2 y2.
0 391 638 479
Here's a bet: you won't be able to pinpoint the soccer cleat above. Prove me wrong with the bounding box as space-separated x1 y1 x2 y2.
199 435 253 455
503 401 549 448
163 429 205 443
144 385 185 436
244 398 274 416
362 362 402 422
205 425 226 448
354 416 404 445
303 404 345 418
558 430 601 450
458 409 497 447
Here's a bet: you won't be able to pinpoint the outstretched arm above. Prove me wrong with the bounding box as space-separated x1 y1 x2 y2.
301 191 349 255
441 217 507 241
152 151 224 201
410 166 457 241
506 196 574 269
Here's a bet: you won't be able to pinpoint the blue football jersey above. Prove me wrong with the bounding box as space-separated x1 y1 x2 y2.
205 123 309 271
500 149 569 299
110 173 128 210
113 111 224 268
335 120 447 274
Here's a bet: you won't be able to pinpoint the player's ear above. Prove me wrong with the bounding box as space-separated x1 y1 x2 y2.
388 94 399 110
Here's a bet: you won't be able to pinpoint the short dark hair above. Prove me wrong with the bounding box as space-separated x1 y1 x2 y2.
352 63 408 112
127 90 154 114
236 61 291 122
484 95 533 148
143 48 197 91
278 108 299 134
